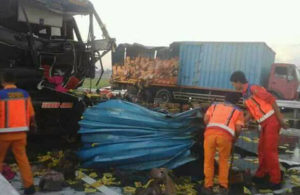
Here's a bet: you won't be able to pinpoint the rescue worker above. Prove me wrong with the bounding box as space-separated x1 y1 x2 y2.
202 93 244 195
230 71 287 190
0 71 36 194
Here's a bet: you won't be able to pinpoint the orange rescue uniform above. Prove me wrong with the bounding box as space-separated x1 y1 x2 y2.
204 102 244 188
243 83 281 184
0 84 35 188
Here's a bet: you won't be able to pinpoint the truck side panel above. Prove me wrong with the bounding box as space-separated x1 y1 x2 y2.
177 42 275 90
261 45 276 87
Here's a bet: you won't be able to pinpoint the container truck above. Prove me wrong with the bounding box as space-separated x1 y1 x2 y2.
0 0 115 134
112 42 300 103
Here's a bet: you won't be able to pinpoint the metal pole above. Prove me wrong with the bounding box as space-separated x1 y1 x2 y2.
228 143 236 193
89 13 95 93
19 0 38 67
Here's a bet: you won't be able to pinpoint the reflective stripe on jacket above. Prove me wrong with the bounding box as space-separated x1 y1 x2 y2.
206 102 244 137
243 84 274 123
0 87 34 133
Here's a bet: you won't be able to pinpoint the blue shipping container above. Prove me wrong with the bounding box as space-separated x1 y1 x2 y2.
177 42 275 90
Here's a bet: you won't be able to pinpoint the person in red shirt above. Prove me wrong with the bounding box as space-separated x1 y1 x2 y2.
230 71 287 190
0 71 36 194
202 93 244 195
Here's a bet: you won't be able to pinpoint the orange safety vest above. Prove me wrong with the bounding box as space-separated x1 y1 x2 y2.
243 84 274 123
0 87 33 133
206 102 243 137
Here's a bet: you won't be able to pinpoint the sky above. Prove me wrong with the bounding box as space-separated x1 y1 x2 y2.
77 0 300 69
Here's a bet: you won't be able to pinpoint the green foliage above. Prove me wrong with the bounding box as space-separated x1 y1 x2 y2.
81 79 110 89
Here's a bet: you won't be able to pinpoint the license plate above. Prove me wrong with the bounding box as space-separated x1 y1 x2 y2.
41 102 73 109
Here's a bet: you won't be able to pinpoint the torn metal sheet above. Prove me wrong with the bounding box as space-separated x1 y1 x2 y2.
78 100 201 170
233 158 258 172
75 171 121 195
0 173 19 195
235 131 259 154
279 159 300 167
25 0 94 15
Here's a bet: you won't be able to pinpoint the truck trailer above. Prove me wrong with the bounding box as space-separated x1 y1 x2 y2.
112 42 300 103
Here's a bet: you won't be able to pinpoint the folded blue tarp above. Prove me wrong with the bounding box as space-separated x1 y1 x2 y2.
77 100 202 170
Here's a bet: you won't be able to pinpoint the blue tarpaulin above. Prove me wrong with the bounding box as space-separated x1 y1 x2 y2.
77 100 202 170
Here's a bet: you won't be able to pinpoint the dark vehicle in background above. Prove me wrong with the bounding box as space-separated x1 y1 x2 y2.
0 0 115 134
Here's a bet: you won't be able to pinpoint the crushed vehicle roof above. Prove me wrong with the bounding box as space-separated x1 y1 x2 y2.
26 0 94 15
0 0 94 17
1 0 93 16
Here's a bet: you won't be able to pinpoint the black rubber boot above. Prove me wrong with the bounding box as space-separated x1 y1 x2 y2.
269 182 282 191
257 182 283 191
219 185 229 195
252 176 267 184
201 186 213 195
24 185 36 195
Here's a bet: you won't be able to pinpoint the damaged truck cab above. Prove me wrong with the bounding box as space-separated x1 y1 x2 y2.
0 0 115 134
268 63 300 100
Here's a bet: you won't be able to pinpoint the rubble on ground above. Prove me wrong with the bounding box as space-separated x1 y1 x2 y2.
0 173 19 195
39 170 65 191
2 101 299 195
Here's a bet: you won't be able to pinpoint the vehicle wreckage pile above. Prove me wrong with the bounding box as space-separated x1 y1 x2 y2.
112 57 179 85
77 99 202 170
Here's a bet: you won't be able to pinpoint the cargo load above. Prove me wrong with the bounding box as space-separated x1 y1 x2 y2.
112 42 275 90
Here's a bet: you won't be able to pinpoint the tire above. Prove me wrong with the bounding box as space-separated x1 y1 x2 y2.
143 89 154 103
127 86 138 95
155 89 172 103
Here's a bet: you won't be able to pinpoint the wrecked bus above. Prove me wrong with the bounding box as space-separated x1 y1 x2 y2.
0 0 115 134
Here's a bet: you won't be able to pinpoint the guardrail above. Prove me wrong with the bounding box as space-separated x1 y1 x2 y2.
277 100 300 109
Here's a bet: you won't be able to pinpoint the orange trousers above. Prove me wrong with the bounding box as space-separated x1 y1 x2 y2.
255 115 281 184
0 137 33 188
204 133 232 188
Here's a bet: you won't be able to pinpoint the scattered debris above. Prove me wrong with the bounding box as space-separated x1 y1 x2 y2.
56 150 79 179
37 151 64 168
75 171 121 195
290 175 300 186
135 168 176 195
123 186 136 194
2 164 16 181
39 170 65 191
243 186 251 194
0 173 19 195
239 136 253 143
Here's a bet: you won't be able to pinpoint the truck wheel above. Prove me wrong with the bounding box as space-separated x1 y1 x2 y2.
144 89 154 102
155 89 172 103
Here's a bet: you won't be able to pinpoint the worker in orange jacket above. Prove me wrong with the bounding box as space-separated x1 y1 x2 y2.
202 93 244 195
0 71 36 195
230 71 287 190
